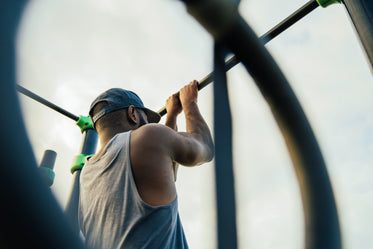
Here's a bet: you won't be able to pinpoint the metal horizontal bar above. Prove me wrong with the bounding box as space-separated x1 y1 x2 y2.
16 84 79 121
157 0 319 117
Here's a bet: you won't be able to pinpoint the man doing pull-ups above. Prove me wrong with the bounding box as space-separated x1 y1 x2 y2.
78 80 214 249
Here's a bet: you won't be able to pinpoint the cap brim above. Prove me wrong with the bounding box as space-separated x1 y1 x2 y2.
143 108 161 123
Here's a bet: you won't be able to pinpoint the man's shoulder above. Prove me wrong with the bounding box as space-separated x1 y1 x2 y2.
133 123 173 137
131 123 176 145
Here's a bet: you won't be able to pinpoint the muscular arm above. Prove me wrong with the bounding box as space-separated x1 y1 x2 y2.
130 123 212 205
165 94 180 131
163 83 214 166
130 81 213 206
176 80 214 165
132 123 213 168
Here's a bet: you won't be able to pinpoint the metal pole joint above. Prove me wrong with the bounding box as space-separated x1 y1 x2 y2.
70 153 94 174
316 0 341 8
76 115 94 133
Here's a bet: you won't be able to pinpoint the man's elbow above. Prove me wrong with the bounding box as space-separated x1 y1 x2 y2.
195 143 214 165
205 145 214 163
181 147 214 167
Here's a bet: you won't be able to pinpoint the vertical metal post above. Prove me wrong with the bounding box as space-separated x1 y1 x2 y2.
343 0 373 70
65 128 98 235
39 150 57 186
213 42 237 249
39 150 57 168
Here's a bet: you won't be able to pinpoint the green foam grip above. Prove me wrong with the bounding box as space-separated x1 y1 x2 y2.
76 115 94 133
39 167 55 186
70 154 94 174
316 0 341 8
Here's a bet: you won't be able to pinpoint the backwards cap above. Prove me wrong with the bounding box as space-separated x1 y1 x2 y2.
89 88 161 126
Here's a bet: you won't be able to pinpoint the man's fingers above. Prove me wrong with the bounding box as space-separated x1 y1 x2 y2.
167 92 180 102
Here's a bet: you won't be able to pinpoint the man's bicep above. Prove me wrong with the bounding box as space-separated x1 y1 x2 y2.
137 124 211 166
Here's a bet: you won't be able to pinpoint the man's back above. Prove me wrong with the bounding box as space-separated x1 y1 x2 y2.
79 131 189 249
79 81 214 248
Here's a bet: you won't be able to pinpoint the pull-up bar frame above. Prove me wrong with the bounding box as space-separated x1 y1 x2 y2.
16 84 79 121
158 0 320 116
181 0 342 248
4 0 373 248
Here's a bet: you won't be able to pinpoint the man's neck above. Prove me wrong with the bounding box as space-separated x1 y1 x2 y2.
89 128 128 162
99 127 129 148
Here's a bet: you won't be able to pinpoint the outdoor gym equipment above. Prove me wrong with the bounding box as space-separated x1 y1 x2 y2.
16 84 80 121
158 0 321 117
16 84 98 235
179 0 343 248
343 0 373 69
2 0 373 249
15 0 328 237
1 2 87 248
38 149 57 187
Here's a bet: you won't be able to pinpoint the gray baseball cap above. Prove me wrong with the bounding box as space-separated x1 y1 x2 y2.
89 88 161 125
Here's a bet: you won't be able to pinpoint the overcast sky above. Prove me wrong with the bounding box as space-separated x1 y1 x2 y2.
16 0 372 248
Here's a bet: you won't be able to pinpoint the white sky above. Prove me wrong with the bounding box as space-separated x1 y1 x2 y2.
16 0 372 248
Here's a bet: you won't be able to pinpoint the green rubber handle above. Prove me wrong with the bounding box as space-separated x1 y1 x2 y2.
316 0 341 8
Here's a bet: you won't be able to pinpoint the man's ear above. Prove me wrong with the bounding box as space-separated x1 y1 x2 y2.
127 105 137 124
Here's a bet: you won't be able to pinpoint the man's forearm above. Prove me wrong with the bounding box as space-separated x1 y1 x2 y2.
183 103 214 161
165 114 178 131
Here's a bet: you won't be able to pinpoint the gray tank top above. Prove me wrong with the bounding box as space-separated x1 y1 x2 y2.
79 131 189 249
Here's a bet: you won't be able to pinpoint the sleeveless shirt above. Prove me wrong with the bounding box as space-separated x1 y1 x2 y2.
78 131 189 249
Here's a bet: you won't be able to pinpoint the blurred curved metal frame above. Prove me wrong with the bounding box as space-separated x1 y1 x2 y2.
0 2 86 249
182 1 342 248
